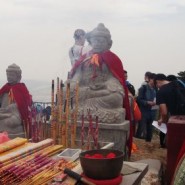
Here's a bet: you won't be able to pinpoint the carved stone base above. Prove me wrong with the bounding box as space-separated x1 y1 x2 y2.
76 120 130 156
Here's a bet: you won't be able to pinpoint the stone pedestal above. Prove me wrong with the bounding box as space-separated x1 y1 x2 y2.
76 120 130 156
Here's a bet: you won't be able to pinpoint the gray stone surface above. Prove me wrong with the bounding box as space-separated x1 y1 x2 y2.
136 158 163 184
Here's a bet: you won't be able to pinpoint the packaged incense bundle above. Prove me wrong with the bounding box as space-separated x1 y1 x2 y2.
0 137 27 154
0 138 54 167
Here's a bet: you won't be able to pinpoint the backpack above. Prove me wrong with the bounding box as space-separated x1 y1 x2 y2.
173 79 185 115
127 83 135 96
136 85 147 107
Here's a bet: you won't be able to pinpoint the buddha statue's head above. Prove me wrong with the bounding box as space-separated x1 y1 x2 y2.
73 29 86 46
6 63 22 84
86 23 112 53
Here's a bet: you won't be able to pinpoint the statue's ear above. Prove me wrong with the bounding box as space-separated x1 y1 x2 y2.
17 74 22 82
108 40 112 50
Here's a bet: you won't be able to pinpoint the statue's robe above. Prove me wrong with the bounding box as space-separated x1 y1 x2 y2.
0 83 32 138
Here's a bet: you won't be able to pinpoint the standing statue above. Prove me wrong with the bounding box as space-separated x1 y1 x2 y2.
0 64 32 139
69 23 131 124
69 29 92 67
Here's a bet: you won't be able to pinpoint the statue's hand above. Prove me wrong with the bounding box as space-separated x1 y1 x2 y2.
0 108 12 119
0 104 20 120
89 83 106 90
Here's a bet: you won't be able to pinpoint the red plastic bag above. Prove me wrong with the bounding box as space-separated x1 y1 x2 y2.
0 132 10 144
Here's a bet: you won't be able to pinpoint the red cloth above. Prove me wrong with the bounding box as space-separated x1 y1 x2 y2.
0 83 32 134
166 118 185 184
0 132 10 144
71 50 132 157
175 140 185 167
82 174 122 185
171 140 185 185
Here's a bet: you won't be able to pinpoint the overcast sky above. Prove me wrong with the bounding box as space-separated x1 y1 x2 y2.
0 0 185 101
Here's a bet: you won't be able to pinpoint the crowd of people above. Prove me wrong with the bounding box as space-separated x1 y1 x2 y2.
125 70 185 148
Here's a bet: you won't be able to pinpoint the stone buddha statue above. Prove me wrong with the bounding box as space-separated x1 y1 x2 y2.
0 64 32 139
69 23 130 124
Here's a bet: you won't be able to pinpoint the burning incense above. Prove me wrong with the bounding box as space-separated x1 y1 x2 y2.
81 113 85 148
73 81 79 146
50 80 55 142
65 82 70 147
58 80 64 145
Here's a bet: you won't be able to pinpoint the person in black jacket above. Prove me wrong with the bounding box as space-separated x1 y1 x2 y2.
135 73 156 142
155 73 185 147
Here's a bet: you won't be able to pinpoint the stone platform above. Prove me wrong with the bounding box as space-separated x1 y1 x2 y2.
136 158 163 184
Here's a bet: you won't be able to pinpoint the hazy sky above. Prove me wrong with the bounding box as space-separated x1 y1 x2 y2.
0 0 185 100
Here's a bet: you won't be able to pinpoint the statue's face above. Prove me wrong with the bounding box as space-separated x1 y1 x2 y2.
6 71 20 84
90 36 108 53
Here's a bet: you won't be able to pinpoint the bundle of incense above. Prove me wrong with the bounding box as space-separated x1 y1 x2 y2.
18 159 77 185
86 112 99 150
94 116 99 148
0 137 27 154
70 111 75 147
74 81 79 146
56 77 60 144
0 156 55 185
0 145 63 174
38 161 77 185
0 142 35 157
87 110 93 150
65 82 70 147
0 138 54 167
0 145 64 184
81 113 85 148
58 80 64 145
62 114 66 147
50 79 56 143
30 107 37 142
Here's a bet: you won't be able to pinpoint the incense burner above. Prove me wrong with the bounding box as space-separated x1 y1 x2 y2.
79 149 124 180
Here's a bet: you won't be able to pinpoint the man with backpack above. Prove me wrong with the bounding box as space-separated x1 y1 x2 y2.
135 73 157 142
155 73 185 147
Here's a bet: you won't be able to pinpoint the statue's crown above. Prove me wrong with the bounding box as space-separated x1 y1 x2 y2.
87 23 111 39
6 63 22 74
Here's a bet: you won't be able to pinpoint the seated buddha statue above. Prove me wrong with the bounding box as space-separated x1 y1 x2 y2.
69 23 130 124
0 64 32 139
